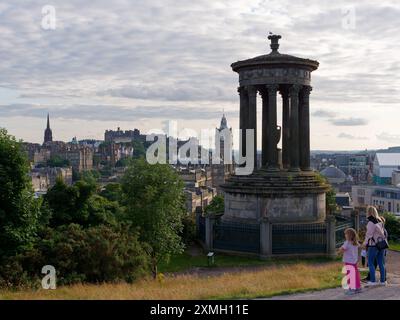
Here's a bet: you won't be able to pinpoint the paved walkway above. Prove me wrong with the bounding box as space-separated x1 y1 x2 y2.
263 250 400 300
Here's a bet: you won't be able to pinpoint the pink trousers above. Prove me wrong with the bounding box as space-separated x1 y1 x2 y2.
345 263 361 290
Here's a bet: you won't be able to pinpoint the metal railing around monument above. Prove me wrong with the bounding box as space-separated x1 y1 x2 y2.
272 222 327 255
197 213 206 243
334 214 355 248
213 220 260 253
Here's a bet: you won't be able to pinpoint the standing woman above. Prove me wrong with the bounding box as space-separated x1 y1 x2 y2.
363 206 387 286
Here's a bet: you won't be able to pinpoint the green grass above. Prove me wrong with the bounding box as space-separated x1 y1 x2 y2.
389 241 400 251
158 249 338 273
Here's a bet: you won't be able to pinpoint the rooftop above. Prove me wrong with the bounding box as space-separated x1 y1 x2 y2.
375 153 400 166
231 34 319 72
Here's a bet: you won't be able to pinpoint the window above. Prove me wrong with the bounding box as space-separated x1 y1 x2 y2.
357 189 365 196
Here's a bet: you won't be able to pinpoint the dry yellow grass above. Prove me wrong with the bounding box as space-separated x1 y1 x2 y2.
0 262 342 300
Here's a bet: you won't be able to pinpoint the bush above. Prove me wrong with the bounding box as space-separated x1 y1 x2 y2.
382 212 400 241
205 195 224 215
0 258 34 289
7 224 150 287
181 213 197 245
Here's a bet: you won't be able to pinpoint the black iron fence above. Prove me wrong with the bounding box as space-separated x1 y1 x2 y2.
272 223 327 254
213 220 260 253
195 213 358 256
335 214 355 248
197 213 206 243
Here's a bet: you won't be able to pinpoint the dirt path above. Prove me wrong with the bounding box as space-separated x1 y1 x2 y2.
262 250 400 300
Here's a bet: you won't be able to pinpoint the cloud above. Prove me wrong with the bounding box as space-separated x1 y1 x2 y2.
0 103 236 122
312 109 337 118
330 117 368 126
0 0 399 148
376 132 400 144
99 84 235 102
337 133 368 140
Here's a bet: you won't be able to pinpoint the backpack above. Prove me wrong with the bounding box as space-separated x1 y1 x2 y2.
374 223 389 251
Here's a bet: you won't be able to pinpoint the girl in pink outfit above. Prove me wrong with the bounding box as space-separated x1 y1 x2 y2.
339 228 361 295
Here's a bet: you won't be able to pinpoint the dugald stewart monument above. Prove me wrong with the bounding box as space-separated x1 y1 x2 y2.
222 34 328 224
200 35 337 259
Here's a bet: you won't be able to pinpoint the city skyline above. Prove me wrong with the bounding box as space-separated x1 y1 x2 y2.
1 0 400 150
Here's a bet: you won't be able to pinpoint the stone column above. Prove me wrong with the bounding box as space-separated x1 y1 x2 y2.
352 210 360 233
289 85 301 171
205 215 214 250
266 84 279 171
299 86 312 171
280 86 290 169
238 86 248 164
260 88 269 167
247 86 258 169
260 217 272 259
326 215 337 258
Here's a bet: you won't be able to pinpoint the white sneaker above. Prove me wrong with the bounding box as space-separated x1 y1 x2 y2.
379 281 387 286
366 281 379 287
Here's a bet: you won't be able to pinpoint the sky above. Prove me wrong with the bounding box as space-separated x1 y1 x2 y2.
0 0 400 150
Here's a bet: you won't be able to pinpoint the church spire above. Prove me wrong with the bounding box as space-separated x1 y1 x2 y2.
44 113 53 144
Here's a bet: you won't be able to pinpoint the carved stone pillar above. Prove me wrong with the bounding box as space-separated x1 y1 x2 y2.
247 86 258 169
289 85 301 171
260 88 269 167
299 86 312 171
266 84 279 171
238 86 248 164
280 86 290 169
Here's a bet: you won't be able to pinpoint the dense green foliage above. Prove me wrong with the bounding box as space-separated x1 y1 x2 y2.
132 140 146 159
382 212 400 241
46 155 70 168
44 179 119 228
315 173 337 214
0 129 40 258
0 130 187 287
100 183 122 202
205 194 224 215
122 159 186 277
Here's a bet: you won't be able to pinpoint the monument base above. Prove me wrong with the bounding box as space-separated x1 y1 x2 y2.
221 169 329 224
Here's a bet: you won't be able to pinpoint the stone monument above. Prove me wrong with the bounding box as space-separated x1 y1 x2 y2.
221 34 328 224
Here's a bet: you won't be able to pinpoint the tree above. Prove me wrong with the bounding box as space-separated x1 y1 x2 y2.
47 155 69 167
100 183 122 202
132 140 146 159
382 212 400 241
44 178 118 228
315 173 337 214
115 157 133 168
205 195 224 215
121 159 186 278
9 224 150 286
0 129 40 258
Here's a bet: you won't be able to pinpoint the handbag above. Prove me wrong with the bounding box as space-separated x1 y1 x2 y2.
375 237 389 251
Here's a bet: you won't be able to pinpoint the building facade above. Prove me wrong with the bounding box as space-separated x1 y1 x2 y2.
373 153 400 185
211 114 234 194
352 184 400 216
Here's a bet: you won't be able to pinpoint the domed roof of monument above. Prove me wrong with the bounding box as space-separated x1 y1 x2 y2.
231 34 319 72
320 165 346 180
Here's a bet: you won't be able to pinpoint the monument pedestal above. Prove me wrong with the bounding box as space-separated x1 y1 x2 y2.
221 170 328 224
